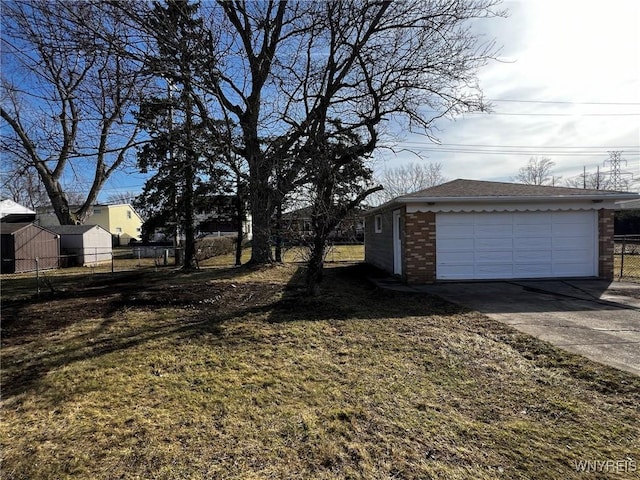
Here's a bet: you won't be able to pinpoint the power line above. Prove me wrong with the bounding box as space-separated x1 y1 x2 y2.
488 99 640 106
434 143 640 150
468 112 640 117
396 146 640 158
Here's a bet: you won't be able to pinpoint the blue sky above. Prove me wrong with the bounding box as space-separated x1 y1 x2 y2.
98 0 640 201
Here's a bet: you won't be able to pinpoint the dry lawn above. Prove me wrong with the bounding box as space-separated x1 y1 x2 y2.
1 262 639 479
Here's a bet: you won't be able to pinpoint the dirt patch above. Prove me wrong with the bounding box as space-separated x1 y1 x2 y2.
1 272 283 345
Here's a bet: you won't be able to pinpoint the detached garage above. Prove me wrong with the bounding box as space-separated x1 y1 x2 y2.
365 179 638 283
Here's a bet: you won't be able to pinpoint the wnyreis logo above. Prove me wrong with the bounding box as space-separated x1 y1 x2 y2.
574 459 636 473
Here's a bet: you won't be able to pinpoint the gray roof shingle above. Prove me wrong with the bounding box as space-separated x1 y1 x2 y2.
400 179 629 199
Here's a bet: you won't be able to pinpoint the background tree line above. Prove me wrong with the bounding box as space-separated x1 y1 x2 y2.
2 0 504 294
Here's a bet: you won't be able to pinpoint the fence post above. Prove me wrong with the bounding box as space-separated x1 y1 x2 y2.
35 257 40 297
111 250 115 274
620 235 626 279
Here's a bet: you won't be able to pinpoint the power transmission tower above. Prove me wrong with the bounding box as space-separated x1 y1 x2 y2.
604 151 633 190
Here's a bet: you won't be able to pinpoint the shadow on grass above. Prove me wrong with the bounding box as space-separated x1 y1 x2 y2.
2 262 638 403
1 263 462 401
267 262 465 322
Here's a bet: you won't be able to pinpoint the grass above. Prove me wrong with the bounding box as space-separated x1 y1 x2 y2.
1 262 639 479
0 245 365 302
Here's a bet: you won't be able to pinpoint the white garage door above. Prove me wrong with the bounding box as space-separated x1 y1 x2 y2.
436 211 597 280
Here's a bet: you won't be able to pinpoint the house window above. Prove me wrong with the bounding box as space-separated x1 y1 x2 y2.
374 215 382 233
93 209 101 214
127 210 132 219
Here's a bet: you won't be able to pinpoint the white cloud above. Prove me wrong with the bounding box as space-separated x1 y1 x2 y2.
381 0 640 189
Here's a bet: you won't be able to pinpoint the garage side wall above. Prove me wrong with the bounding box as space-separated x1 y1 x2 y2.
364 209 394 274
404 211 436 283
598 209 615 279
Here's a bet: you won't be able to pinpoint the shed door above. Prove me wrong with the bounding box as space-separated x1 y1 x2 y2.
436 211 597 280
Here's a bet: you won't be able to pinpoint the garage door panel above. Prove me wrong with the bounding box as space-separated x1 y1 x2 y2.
475 251 513 263
553 223 593 237
475 224 512 236
436 211 596 280
475 237 512 250
439 238 474 251
514 224 552 236
438 251 475 264
553 263 594 276
554 248 592 262
476 264 514 277
552 237 591 249
515 212 553 224
514 250 552 263
438 264 476 279
515 237 552 249
514 263 552 276
479 213 514 225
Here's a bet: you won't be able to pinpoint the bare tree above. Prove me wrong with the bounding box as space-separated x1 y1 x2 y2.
1 1 147 225
0 156 49 209
198 0 502 265
513 156 558 186
299 125 382 295
373 162 447 204
105 191 140 205
565 169 612 191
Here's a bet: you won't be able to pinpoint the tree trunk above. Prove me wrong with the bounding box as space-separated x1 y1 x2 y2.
249 199 273 264
247 156 274 264
234 189 244 266
182 160 196 269
274 200 283 263
306 233 326 297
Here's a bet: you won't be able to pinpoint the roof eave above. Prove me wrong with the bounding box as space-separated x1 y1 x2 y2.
400 193 639 204
364 192 639 216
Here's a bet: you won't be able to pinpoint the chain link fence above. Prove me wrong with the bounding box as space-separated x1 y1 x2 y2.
615 235 640 280
2 246 183 298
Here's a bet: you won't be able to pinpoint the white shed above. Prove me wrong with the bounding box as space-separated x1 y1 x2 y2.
47 225 113 267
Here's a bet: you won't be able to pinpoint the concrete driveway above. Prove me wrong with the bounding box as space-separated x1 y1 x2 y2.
388 279 640 376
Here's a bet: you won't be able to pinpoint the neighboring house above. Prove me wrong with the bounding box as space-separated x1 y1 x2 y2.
365 179 638 283
194 196 252 240
0 222 59 273
37 204 143 245
47 225 112 266
280 206 366 243
0 199 36 223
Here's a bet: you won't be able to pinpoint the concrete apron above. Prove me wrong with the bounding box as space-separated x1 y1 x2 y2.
376 278 640 376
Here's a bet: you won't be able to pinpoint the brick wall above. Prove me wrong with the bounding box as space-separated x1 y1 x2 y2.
404 211 436 283
364 209 395 274
598 209 615 279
